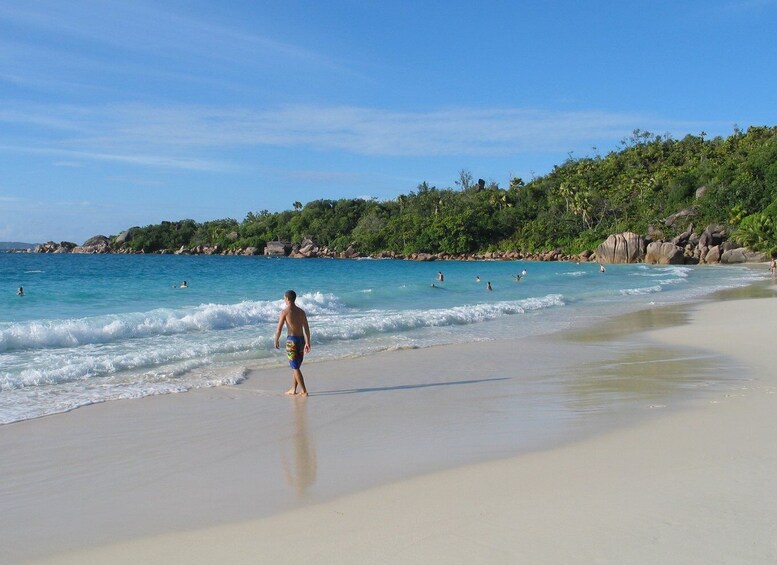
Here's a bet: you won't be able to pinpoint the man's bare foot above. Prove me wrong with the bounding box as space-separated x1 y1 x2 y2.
296 391 308 397
285 388 297 396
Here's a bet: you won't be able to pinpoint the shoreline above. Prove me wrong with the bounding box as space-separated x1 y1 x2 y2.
4 281 777 562
5 245 770 271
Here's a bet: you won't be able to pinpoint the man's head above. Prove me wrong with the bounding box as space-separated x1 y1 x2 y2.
284 289 297 303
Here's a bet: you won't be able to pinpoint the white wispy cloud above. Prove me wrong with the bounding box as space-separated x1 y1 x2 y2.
0 102 727 169
0 142 232 172
0 0 353 77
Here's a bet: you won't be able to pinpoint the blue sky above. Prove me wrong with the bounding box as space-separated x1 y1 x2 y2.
1 0 776 243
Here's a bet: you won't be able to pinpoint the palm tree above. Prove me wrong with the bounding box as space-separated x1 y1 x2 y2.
293 201 303 212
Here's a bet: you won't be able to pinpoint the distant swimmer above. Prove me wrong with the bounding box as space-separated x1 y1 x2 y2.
17 286 24 296
486 281 493 291
180 280 188 288
599 264 606 273
521 269 527 276
770 257 776 275
475 276 481 282
513 274 521 282
437 271 444 282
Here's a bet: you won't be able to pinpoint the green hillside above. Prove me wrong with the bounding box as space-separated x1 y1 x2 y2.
116 126 777 256
0 242 37 251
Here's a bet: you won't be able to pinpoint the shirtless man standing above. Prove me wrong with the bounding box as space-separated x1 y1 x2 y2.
274 289 311 396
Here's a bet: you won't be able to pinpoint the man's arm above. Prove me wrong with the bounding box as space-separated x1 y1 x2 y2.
303 314 311 353
274 311 286 349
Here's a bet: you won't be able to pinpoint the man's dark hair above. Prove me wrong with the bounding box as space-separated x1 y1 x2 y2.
285 289 297 302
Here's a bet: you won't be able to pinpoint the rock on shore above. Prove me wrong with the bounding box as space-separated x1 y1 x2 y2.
594 232 645 264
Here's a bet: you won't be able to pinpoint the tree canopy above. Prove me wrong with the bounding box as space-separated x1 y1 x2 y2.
118 126 777 256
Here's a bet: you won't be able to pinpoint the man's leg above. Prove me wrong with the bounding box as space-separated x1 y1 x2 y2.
294 369 308 396
285 372 297 395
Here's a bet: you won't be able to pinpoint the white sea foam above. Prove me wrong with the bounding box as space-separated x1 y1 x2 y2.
635 265 691 278
0 293 344 353
620 285 663 296
657 278 686 285
0 366 247 425
313 294 565 341
1 294 564 393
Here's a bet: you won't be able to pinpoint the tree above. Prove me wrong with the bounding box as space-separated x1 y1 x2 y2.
734 212 776 253
455 169 474 191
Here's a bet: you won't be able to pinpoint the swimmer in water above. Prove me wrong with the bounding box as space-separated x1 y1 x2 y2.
17 286 24 296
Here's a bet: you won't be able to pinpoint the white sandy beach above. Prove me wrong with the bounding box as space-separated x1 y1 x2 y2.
4 287 777 564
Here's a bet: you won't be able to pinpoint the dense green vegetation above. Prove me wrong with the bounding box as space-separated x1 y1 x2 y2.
119 126 777 256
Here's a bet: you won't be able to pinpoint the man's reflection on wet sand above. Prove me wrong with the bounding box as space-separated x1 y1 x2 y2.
282 398 317 497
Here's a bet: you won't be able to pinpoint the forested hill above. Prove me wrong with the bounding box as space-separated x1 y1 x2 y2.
0 242 36 250
116 126 777 256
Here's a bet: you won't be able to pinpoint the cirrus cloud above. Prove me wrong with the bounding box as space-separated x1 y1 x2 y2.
0 102 729 171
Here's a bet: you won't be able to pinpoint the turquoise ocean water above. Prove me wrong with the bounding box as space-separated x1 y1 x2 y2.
0 253 766 424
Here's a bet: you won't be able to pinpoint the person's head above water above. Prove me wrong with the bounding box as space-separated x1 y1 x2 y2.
285 289 297 303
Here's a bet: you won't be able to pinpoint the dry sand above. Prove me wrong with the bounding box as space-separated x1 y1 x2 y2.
6 288 777 563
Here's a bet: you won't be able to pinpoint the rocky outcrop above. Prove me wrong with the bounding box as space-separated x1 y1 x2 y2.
664 208 697 229
597 220 769 266
295 239 319 258
671 223 694 246
73 235 112 254
595 232 646 264
704 245 721 264
641 222 770 265
645 241 685 264
114 230 132 245
721 248 769 264
341 245 359 259
264 241 291 256
698 225 726 248
34 241 76 253
289 239 319 258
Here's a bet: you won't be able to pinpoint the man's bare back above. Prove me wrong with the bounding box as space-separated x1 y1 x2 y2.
279 304 309 338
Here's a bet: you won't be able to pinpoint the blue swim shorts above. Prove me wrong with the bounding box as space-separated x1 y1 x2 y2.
286 336 305 369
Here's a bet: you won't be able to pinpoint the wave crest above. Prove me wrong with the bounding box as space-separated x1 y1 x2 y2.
0 294 345 353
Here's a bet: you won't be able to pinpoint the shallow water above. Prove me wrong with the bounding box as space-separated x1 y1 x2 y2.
0 253 768 423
